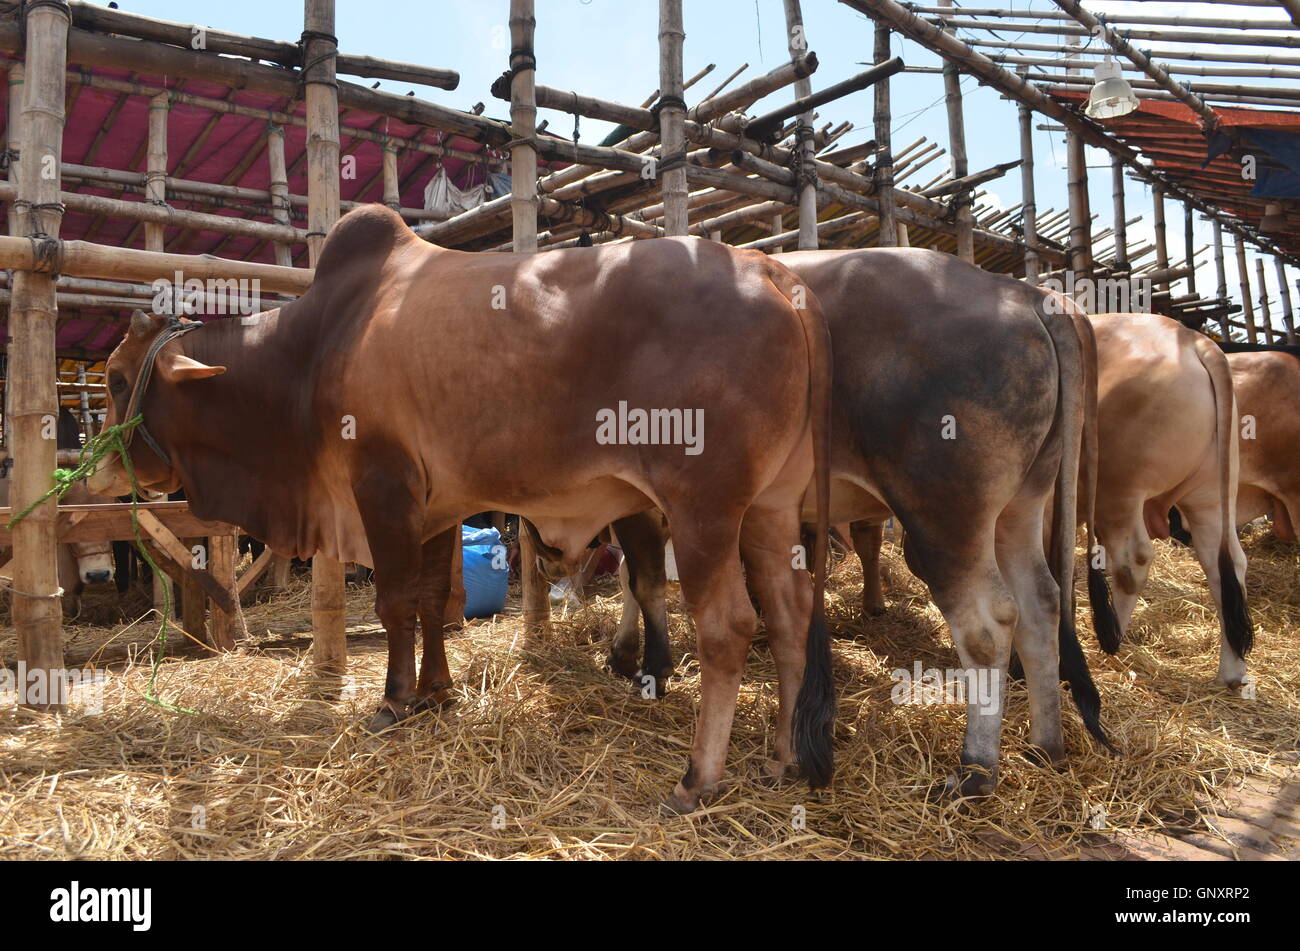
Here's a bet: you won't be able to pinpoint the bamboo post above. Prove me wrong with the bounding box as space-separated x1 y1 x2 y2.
508 0 546 636
382 139 400 211
1017 88 1037 280
658 0 689 236
875 23 898 248
1275 258 1295 344
9 0 70 705
1235 233 1258 343
939 0 974 262
304 0 347 675
145 88 173 618
1213 218 1227 301
1064 33 1091 279
5 63 22 239
1152 183 1168 288
266 124 293 268
1110 154 1127 272
783 0 817 250
75 363 92 436
1183 203 1197 297
1255 256 1274 343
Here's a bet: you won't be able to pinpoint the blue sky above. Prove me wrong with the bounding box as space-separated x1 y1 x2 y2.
117 0 1297 335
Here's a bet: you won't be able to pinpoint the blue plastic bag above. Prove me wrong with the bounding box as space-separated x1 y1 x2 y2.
461 525 508 619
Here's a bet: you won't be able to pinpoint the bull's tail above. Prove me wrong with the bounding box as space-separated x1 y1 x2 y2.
1192 338 1254 659
773 263 835 789
1037 293 1113 753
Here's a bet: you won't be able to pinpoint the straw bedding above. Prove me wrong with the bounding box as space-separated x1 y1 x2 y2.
1 525 1296 860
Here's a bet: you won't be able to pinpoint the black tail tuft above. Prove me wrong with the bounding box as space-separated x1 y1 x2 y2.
794 612 835 788
1218 547 1254 659
1059 608 1117 755
1087 565 1123 655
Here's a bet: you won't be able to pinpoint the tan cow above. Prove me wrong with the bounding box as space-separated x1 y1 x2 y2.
87 204 831 814
1089 313 1252 688
1228 349 1299 542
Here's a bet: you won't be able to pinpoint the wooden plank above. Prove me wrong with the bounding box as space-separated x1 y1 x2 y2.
208 533 241 652
180 536 207 647
236 545 276 598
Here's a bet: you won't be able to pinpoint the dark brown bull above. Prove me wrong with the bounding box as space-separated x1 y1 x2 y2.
604 248 1115 796
87 204 832 813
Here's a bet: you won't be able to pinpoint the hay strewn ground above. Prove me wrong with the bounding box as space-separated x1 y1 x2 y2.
1 526 1296 860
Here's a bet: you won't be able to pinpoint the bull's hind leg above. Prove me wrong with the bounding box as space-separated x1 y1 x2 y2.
739 504 813 781
1094 500 1154 639
850 520 887 616
995 500 1064 764
1177 494 1252 689
906 522 1017 797
663 513 756 815
608 511 671 692
410 527 459 714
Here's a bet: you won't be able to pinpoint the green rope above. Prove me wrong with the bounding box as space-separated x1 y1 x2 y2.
6 415 197 716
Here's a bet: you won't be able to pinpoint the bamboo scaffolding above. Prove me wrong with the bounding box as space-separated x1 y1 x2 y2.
784 0 818 250
1275 258 1296 343
1235 233 1259 343
1255 256 1276 343
874 22 898 248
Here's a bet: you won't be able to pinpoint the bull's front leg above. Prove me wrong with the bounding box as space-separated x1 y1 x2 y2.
352 459 426 733
412 527 460 714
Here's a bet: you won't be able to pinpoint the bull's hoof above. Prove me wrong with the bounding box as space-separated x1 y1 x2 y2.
936 765 998 802
759 757 799 785
607 647 640 680
1216 673 1251 694
863 600 887 617
409 690 455 716
1022 743 1067 768
364 703 405 734
661 781 717 816
636 667 674 700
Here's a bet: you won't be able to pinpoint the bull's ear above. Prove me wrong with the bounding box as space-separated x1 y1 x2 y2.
159 353 226 383
130 309 161 337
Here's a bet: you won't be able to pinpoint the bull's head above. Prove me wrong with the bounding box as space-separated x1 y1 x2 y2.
87 310 226 496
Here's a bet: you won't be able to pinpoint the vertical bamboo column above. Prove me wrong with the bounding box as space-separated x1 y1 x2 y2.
9 0 70 705
3 63 23 453
1275 258 1295 344
266 124 293 269
304 0 347 674
75 364 92 436
1065 34 1090 279
1017 92 1037 281
874 23 897 249
508 0 546 636
1255 257 1274 344
658 0 689 236
1152 184 1168 290
938 0 973 263
382 140 401 211
783 0 817 250
1235 233 1257 344
145 89 173 619
1183 203 1196 297
208 533 240 651
1110 155 1127 272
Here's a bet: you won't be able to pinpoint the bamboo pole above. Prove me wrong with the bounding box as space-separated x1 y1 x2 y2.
1111 154 1127 273
3 62 22 454
1017 83 1037 280
658 0 689 236
939 0 973 263
1235 234 1258 343
1275 258 1295 344
784 0 818 250
9 0 70 706
303 0 347 676
1255 256 1275 344
382 140 400 211
1152 184 1169 289
508 0 546 637
1184 203 1197 298
144 91 169 255
1213 219 1228 302
874 22 897 248
266 124 293 269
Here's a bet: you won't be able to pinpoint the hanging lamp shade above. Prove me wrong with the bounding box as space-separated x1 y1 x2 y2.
1260 202 1286 233
1085 58 1140 120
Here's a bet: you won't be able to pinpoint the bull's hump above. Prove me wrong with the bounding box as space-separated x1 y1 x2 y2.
316 203 414 274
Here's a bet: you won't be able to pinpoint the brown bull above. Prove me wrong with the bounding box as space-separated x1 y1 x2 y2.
605 248 1114 797
1088 313 1252 688
87 204 831 814
1228 349 1299 543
